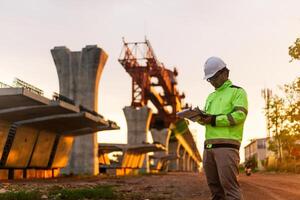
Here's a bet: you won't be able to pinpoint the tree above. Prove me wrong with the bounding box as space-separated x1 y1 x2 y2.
289 38 300 61
263 78 300 160
264 95 284 160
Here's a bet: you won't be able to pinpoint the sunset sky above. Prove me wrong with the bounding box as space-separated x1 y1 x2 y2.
1 0 300 161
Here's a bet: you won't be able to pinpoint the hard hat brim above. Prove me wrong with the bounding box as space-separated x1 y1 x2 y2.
203 72 217 80
203 66 226 80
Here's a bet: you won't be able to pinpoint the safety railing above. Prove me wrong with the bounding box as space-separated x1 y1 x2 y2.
0 81 12 88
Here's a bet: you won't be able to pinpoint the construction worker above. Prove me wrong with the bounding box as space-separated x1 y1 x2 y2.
197 57 248 200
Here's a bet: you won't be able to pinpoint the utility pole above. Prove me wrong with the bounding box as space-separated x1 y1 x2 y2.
274 100 283 162
262 88 283 162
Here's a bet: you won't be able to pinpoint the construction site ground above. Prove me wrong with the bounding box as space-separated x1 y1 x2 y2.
1 172 300 200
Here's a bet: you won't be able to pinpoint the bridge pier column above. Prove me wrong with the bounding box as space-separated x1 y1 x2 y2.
191 158 195 172
193 159 199 172
151 128 171 171
51 45 108 175
168 140 180 171
187 155 191 172
183 151 188 171
179 147 186 171
123 106 152 173
191 159 195 172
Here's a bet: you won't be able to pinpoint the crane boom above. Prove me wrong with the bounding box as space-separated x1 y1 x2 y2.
118 39 188 129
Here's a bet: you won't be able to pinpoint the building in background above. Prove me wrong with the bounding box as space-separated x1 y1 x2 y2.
244 138 269 170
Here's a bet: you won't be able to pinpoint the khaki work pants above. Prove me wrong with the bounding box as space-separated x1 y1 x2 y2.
203 148 242 200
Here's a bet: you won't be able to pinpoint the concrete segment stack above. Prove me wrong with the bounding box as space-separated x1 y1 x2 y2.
0 88 118 180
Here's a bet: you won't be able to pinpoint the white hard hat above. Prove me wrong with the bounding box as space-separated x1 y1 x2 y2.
203 57 226 80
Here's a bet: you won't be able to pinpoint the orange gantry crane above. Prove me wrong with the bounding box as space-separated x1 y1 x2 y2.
118 38 189 129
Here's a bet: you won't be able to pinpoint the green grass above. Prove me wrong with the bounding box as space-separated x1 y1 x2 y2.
50 185 116 200
0 185 117 200
0 191 41 200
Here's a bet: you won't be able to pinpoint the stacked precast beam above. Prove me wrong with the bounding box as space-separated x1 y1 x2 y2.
98 143 166 175
0 88 118 179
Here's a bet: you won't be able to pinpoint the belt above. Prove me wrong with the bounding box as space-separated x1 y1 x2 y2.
205 143 240 150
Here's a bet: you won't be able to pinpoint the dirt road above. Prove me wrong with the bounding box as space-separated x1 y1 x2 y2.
240 173 300 200
113 172 300 200
2 172 300 199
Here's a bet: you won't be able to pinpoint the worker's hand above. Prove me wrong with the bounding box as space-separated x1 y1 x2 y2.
198 115 213 124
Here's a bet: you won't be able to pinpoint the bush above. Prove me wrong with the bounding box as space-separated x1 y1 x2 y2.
265 158 300 173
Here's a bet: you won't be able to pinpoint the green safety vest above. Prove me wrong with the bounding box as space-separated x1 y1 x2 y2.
202 80 248 142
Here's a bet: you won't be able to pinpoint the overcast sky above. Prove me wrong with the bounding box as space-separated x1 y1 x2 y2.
1 0 300 161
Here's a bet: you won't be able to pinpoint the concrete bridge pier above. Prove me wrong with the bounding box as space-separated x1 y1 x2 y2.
191 158 196 172
183 150 188 171
168 140 180 171
170 119 202 172
123 106 152 173
151 128 171 171
191 159 199 172
178 145 186 171
51 45 108 175
194 160 198 172
195 161 198 172
190 159 195 172
187 155 191 172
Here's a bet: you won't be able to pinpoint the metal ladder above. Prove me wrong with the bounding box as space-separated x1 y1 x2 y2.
0 123 18 166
